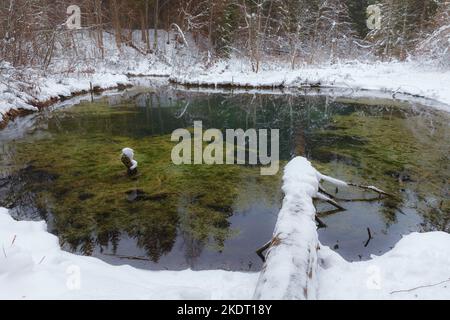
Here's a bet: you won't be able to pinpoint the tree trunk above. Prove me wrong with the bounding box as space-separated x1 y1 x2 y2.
254 157 320 300
111 0 122 50
153 0 159 52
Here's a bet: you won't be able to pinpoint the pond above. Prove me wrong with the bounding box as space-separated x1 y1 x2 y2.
0 83 449 271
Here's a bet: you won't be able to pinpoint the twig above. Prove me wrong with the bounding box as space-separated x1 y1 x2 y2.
38 256 46 264
364 227 373 248
317 208 344 217
175 101 190 119
316 192 346 211
256 234 282 263
348 183 395 198
102 253 151 261
315 216 327 229
319 186 384 202
2 245 6 258
11 235 16 247
318 186 335 199
390 278 450 295
256 239 272 263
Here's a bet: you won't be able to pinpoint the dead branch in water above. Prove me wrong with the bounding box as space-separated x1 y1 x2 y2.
364 227 373 247
347 183 395 198
256 234 282 262
315 216 327 229
319 186 389 202
103 253 151 261
256 240 272 262
317 208 344 217
315 192 346 211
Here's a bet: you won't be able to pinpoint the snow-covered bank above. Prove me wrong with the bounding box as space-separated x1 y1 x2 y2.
0 64 132 127
2 206 450 300
0 208 257 300
318 232 450 299
254 157 450 300
2 154 450 300
0 30 173 127
2 59 450 129
171 61 450 113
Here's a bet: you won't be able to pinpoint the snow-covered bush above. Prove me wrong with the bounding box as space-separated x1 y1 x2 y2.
416 3 450 68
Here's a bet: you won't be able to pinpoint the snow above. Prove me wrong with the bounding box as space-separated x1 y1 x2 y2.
122 148 135 159
2 48 450 126
254 157 321 300
121 148 138 170
0 208 257 300
1 155 450 299
1 30 450 300
1 30 173 124
171 61 450 113
318 232 450 300
0 63 132 121
255 157 450 300
2 32 450 126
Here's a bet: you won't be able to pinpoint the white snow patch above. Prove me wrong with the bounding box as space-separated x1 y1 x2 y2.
0 208 257 300
171 61 450 113
1 184 450 300
254 157 321 300
318 232 450 299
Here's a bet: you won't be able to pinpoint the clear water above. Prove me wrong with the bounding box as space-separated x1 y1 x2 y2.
0 85 448 270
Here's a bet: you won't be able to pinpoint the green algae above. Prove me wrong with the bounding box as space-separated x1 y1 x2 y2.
1 91 449 266
310 110 449 228
7 102 282 261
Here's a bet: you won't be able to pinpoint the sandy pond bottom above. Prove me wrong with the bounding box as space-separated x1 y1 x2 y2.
0 86 448 271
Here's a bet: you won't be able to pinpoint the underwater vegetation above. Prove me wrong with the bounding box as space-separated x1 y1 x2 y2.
0 90 448 267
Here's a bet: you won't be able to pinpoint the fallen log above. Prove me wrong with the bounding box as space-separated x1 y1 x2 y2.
253 157 322 300
253 156 391 300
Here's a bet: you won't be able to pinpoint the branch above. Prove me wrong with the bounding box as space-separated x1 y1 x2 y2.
315 216 327 229
347 183 395 198
315 192 346 211
170 23 189 48
317 208 343 217
318 172 395 198
364 227 373 247
319 186 386 202
255 233 281 262
256 239 271 262
390 278 450 295
103 253 151 261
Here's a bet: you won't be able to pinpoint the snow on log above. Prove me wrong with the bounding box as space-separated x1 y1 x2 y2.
253 156 393 300
253 157 322 300
121 148 138 175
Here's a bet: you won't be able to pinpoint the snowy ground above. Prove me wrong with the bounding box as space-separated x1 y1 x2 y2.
171 60 450 113
3 60 450 127
1 32 450 126
0 31 172 123
0 208 257 300
1 203 449 299
318 233 450 300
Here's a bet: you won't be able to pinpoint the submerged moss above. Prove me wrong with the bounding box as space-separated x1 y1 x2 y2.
310 111 449 227
2 91 449 266
8 103 282 261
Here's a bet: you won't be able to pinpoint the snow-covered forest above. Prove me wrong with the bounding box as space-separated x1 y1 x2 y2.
1 0 450 124
1 0 450 302
1 0 449 67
